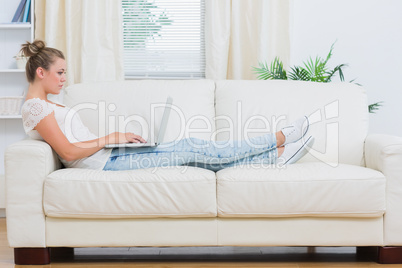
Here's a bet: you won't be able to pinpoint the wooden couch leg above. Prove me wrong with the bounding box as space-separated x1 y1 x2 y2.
14 248 50 265
378 247 402 264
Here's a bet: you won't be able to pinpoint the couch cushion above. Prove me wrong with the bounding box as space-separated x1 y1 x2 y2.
217 162 385 218
44 167 217 218
63 79 216 142
215 80 369 166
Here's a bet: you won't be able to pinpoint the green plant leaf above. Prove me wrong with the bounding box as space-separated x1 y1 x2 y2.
369 102 383 113
251 41 382 112
303 56 328 82
323 42 335 67
252 62 272 80
253 57 287 80
325 63 348 82
288 66 311 81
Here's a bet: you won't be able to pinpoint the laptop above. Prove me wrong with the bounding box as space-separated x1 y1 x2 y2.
105 96 173 148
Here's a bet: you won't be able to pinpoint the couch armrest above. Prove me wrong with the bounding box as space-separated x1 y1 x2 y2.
365 134 402 246
5 139 62 247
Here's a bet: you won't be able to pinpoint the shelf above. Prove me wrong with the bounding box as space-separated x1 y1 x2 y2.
0 23 31 29
0 69 25 73
0 115 22 119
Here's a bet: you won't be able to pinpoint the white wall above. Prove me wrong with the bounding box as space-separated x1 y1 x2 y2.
290 0 402 136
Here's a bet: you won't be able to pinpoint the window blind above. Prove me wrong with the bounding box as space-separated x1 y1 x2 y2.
122 0 205 79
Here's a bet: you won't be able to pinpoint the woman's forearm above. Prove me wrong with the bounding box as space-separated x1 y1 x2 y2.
72 136 107 149
63 132 145 161
60 137 107 161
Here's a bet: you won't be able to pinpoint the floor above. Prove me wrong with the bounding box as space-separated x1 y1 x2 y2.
0 218 401 267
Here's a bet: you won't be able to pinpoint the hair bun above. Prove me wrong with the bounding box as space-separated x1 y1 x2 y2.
20 40 46 57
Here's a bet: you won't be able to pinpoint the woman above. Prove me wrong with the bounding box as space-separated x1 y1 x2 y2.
20 40 314 171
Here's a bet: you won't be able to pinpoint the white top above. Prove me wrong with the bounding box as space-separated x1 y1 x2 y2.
21 98 112 170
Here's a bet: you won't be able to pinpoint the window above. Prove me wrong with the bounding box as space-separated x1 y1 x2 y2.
122 0 205 79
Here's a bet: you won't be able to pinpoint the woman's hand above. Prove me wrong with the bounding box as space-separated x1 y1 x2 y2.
107 132 146 144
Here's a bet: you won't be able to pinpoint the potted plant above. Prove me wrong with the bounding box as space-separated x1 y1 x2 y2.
253 43 382 113
14 51 29 69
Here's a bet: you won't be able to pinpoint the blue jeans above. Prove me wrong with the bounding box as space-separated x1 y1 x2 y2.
103 134 278 172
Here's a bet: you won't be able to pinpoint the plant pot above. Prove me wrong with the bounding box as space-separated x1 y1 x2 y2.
14 56 29 69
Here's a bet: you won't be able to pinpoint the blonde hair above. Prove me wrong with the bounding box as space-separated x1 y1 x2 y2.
20 40 65 83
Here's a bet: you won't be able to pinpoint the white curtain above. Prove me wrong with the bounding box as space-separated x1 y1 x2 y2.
35 0 124 86
205 0 290 80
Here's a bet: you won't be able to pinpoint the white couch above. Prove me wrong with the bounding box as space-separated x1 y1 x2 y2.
5 80 402 264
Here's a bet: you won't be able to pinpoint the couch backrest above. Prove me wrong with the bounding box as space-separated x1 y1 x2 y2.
64 79 368 166
215 80 368 166
63 80 216 143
